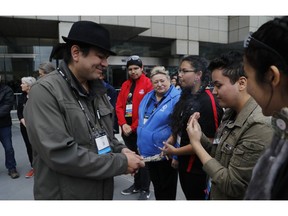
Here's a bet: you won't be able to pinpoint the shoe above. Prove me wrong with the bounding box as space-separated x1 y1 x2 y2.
8 169 20 179
25 168 34 178
138 190 151 200
121 184 140 195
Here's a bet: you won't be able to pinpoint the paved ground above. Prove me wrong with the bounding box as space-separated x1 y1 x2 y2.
0 119 185 200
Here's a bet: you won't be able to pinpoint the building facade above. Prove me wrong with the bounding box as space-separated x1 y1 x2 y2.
0 15 276 92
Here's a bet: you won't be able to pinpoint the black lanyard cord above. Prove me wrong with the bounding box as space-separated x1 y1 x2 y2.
57 68 102 132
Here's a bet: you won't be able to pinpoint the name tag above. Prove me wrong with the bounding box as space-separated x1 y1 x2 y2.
95 132 111 154
125 104 133 117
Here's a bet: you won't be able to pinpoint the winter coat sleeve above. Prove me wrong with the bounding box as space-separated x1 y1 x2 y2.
0 86 14 118
115 82 128 127
24 82 127 180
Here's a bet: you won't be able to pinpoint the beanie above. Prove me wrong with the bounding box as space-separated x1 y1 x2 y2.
126 55 143 68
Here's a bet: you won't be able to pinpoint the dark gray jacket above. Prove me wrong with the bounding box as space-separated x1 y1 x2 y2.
0 84 14 128
24 61 127 200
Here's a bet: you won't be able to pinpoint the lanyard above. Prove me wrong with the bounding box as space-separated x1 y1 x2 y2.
144 94 166 118
57 68 102 132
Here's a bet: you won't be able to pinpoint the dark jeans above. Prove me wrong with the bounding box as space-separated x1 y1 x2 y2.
122 132 150 192
147 159 178 200
0 126 17 171
20 123 33 167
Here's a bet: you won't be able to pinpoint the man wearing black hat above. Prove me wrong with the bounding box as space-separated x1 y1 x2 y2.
24 21 145 200
116 55 153 200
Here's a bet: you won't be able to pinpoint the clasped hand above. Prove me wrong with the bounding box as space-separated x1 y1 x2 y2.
122 148 145 175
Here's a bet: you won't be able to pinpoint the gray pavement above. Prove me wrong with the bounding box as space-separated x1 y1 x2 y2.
0 119 185 200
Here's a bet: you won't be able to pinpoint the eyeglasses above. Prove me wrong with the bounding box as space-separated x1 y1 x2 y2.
127 55 140 61
178 69 197 74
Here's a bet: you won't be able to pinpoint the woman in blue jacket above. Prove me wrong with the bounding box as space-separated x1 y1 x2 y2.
137 66 181 200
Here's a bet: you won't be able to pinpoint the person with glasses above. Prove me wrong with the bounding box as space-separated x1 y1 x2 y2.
137 66 181 200
243 16 288 200
23 21 145 200
116 55 153 200
185 51 273 199
162 55 223 200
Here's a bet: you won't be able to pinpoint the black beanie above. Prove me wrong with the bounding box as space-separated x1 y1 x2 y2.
126 55 143 68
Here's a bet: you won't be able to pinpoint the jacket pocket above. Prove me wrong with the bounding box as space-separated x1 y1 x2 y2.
232 141 264 167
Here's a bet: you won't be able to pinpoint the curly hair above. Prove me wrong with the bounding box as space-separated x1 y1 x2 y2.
170 55 210 136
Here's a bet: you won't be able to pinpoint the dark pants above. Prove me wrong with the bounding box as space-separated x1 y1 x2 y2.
179 170 207 200
147 160 178 200
20 123 33 167
0 126 17 171
122 132 150 192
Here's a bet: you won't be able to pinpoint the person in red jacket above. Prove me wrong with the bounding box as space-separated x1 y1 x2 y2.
116 55 153 200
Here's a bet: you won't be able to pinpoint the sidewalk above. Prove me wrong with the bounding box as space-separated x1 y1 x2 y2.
0 120 185 200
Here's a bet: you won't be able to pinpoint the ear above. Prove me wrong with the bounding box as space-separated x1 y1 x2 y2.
70 45 80 61
268 65 281 87
238 76 247 90
196 70 203 80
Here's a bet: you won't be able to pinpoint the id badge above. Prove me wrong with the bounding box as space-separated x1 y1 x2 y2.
125 104 133 117
93 131 111 154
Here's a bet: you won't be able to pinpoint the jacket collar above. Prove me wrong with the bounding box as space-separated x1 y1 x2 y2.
59 61 106 100
224 97 258 128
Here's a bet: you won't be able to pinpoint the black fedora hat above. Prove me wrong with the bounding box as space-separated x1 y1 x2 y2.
62 21 116 56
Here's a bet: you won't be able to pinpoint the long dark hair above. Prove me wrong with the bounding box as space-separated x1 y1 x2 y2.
244 16 288 84
170 55 210 136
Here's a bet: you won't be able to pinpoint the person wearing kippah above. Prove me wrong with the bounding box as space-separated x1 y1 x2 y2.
116 55 153 200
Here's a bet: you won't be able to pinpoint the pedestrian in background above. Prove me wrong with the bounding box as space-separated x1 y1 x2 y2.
17 76 37 178
243 16 288 200
38 61 55 78
0 75 19 179
116 55 153 200
24 21 145 200
186 51 273 199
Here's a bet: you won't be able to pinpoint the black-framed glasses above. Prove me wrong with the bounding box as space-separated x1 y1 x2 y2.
178 69 197 74
127 55 140 61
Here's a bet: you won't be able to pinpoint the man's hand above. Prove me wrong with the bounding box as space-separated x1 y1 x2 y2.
123 150 145 175
122 124 132 136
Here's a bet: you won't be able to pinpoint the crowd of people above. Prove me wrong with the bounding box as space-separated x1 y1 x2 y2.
0 16 288 200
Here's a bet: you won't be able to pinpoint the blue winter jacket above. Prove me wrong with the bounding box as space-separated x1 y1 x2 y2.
137 86 181 157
